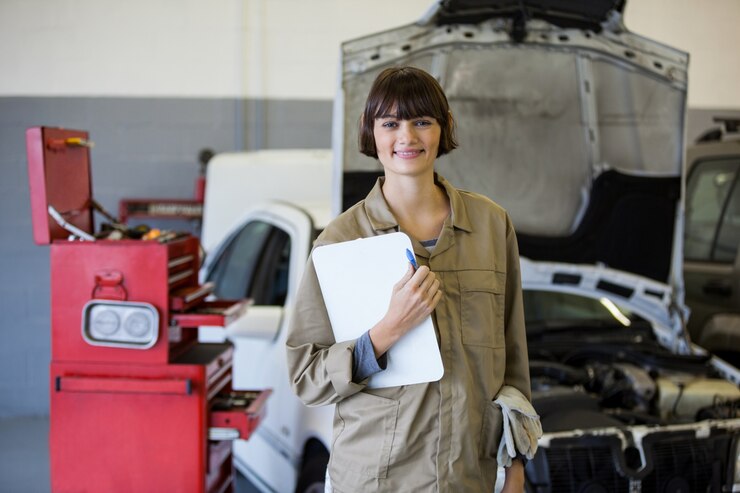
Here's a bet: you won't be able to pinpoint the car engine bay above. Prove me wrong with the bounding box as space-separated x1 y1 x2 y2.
527 320 740 433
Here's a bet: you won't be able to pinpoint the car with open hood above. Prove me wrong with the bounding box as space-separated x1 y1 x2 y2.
201 1 740 491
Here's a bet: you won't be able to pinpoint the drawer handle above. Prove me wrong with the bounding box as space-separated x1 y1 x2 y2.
56 376 192 395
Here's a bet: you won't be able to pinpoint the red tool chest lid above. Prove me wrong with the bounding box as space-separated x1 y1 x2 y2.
27 126 94 245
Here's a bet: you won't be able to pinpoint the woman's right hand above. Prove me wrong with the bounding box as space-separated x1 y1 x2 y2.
368 264 442 358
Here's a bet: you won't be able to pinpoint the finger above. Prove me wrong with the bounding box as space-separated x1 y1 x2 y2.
410 265 431 287
394 263 416 290
419 272 436 296
429 289 443 310
425 278 441 296
417 290 443 319
418 272 438 293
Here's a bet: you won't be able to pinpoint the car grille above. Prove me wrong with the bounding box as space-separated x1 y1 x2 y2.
640 432 731 491
545 443 629 492
527 432 734 492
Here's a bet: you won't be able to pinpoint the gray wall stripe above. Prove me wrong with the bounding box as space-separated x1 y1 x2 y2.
1 96 738 416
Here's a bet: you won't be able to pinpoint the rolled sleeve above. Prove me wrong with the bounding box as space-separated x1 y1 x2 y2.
326 340 367 397
287 255 368 406
352 331 388 382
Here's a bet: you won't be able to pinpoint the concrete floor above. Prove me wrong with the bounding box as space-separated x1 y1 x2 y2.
0 416 259 493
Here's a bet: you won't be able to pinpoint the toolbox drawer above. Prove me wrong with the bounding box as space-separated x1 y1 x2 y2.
208 389 271 441
171 299 250 328
205 440 233 493
171 343 234 398
170 282 216 311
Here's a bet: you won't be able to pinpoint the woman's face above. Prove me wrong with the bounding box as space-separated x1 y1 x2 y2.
373 110 441 179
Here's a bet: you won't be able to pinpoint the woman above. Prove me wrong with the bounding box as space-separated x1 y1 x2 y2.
287 66 534 492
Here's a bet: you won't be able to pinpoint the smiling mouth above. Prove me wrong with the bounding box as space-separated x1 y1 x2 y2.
395 150 423 158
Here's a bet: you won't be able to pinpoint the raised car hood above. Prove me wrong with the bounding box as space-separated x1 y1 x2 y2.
336 0 688 288
432 0 625 30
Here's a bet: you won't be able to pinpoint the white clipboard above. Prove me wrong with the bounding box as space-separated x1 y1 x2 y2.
312 232 444 389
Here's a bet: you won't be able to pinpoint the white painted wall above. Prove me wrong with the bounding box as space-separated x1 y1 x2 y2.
623 0 740 109
0 0 738 107
0 0 430 99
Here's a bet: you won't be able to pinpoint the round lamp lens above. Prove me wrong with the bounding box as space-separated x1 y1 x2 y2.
124 312 151 338
93 309 120 336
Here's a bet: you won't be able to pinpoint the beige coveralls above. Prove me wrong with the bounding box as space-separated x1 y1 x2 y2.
286 174 532 492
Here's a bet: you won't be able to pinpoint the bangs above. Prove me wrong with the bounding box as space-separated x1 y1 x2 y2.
369 76 447 122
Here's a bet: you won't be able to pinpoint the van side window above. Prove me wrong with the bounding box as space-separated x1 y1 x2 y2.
207 221 272 299
206 221 291 305
250 228 291 306
715 171 740 262
685 158 739 262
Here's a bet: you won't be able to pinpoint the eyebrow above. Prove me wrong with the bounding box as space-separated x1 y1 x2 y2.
376 114 434 120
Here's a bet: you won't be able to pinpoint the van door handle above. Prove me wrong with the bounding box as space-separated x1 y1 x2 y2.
702 280 732 298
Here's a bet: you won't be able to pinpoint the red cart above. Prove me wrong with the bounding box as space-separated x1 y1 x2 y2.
27 126 270 493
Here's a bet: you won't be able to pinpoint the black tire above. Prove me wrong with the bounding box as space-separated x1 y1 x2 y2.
295 451 329 493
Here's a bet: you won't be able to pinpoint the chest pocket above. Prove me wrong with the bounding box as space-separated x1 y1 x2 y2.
460 270 506 348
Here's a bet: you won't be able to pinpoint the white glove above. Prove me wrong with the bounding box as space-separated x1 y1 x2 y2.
494 386 542 467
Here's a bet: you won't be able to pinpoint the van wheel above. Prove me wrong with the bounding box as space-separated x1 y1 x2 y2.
295 452 329 493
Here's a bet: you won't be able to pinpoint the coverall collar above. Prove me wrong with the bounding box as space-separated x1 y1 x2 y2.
363 172 474 235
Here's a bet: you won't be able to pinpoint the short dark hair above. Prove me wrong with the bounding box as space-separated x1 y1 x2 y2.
358 66 458 159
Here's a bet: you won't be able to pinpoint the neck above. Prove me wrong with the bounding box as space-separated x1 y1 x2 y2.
381 172 450 241
382 171 436 209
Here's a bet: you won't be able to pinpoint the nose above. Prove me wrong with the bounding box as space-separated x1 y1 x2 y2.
398 121 417 143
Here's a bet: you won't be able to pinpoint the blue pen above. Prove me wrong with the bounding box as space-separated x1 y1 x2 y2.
405 248 418 270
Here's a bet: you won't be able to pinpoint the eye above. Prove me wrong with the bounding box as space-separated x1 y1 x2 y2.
381 120 398 129
414 119 433 127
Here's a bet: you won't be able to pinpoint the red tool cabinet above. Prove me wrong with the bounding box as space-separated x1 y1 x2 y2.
27 126 270 493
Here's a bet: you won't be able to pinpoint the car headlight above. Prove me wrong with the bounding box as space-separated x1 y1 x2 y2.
82 300 159 349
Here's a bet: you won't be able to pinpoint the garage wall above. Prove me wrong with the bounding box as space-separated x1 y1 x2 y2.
0 0 431 99
625 0 740 142
0 0 430 417
2 0 739 105
0 0 739 417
